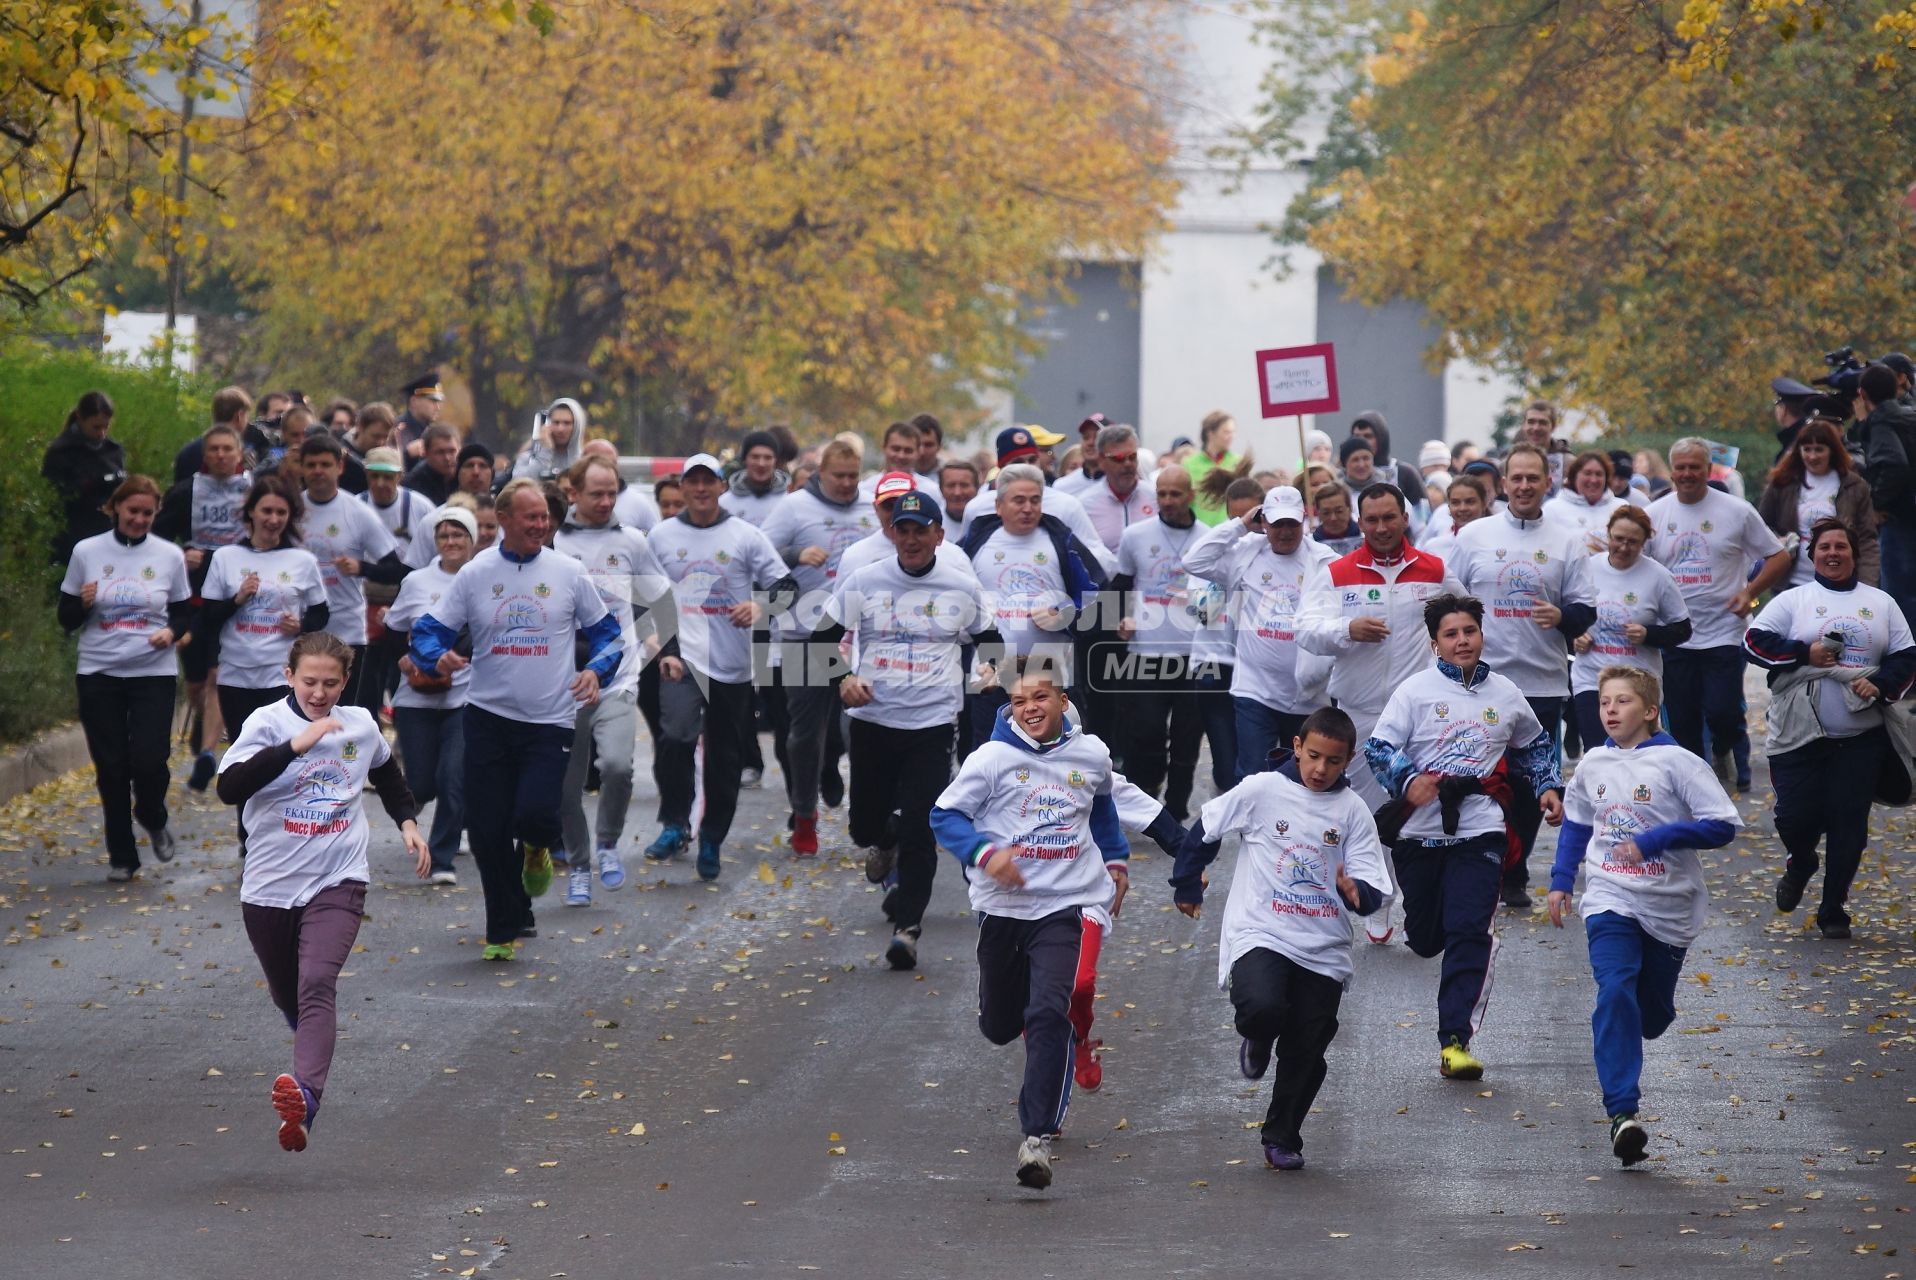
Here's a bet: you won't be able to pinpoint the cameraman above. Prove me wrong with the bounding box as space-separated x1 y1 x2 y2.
1855 362 1916 611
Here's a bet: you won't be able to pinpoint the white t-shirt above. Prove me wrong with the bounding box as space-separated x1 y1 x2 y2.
646 513 790 684
1078 477 1156 553
959 486 1117 575
1561 739 1741 946
1116 517 1203 655
969 526 1074 674
1789 471 1841 586
759 489 880 638
829 555 994 729
1183 521 1334 712
1645 488 1783 649
834 530 974 584
1545 490 1627 557
1371 665 1548 841
202 544 326 689
226 698 390 909
552 520 669 697
61 532 190 678
420 545 613 727
1567 555 1689 693
615 485 660 533
719 483 788 527
299 490 400 645
1748 579 1915 738
363 488 437 569
1199 769 1392 989
187 472 252 549
381 559 473 710
934 727 1121 921
1449 510 1583 697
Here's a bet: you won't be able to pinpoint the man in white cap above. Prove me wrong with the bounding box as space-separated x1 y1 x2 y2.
1113 463 1204 817
642 454 796 881
1183 485 1336 782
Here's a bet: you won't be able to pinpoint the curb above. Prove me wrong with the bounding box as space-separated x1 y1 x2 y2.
0 722 89 809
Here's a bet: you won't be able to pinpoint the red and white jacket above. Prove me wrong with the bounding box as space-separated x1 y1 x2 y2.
1297 541 1463 719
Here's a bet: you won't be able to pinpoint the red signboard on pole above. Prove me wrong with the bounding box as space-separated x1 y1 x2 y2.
1255 342 1340 418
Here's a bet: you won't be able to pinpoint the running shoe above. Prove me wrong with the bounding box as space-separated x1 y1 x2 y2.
1501 884 1533 910
272 1073 316 1153
187 750 216 793
1263 1142 1305 1171
880 886 898 922
1775 875 1806 913
521 844 555 898
820 765 844 809
792 812 818 857
147 824 177 863
107 865 136 883
696 834 722 881
1365 901 1395 944
1819 917 1852 941
864 844 897 885
430 869 458 886
519 911 538 939
1439 1037 1484 1081
482 942 516 962
645 824 689 862
1609 1114 1648 1166
1073 1036 1104 1093
1239 1036 1272 1081
740 767 762 789
598 845 625 890
565 863 592 907
885 925 920 971
1015 1135 1053 1189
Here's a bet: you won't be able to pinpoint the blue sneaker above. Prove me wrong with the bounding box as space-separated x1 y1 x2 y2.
187 750 216 793
598 844 625 890
565 863 592 907
645 825 689 862
696 834 722 881
1263 1142 1304 1171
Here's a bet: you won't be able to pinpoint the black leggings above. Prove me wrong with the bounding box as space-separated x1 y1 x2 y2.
77 673 176 869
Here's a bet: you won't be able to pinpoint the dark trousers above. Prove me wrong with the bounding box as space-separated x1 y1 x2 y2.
1584 911 1684 1117
242 879 366 1108
217 683 290 855
1392 833 1504 1047
1126 668 1204 820
1879 521 1916 620
1573 690 1604 752
657 673 754 842
1194 663 1238 792
1503 694 1563 889
464 706 571 945
1234 697 1304 782
76 673 175 869
1229 947 1343 1151
976 906 1091 1138
392 705 466 872
968 686 1009 746
1771 727 1888 926
1662 646 1747 763
847 719 952 930
353 636 397 719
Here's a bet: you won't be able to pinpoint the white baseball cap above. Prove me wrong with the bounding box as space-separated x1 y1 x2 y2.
1261 486 1306 525
681 452 723 479
429 504 477 541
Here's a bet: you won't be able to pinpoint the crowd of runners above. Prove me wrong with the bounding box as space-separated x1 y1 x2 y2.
38 355 1916 1185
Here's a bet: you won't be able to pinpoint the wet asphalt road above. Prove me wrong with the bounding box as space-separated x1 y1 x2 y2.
1 723 1913 1279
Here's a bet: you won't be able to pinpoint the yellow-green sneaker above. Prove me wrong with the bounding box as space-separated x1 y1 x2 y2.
522 844 555 898
481 942 516 962
1439 1037 1483 1081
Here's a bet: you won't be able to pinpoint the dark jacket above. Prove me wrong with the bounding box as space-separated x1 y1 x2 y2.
172 423 275 485
403 458 456 505
1757 469 1880 585
1856 399 1916 526
41 426 127 561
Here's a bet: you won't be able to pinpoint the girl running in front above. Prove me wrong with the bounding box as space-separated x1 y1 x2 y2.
930 658 1129 1191
216 632 429 1152
1548 668 1739 1166
1169 706 1392 1171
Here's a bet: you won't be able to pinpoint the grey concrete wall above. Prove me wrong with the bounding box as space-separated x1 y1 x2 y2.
1314 267 1446 460
1012 262 1142 435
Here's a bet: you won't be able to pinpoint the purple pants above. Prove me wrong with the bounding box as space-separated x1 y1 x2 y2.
242 880 366 1105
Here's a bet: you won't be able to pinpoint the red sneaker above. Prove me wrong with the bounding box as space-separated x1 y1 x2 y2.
1073 1037 1103 1093
792 812 818 857
272 1073 314 1153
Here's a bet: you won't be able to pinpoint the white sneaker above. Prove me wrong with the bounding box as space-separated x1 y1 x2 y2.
740 767 763 789
564 863 592 907
430 869 458 886
1015 1135 1053 1189
1366 897 1397 944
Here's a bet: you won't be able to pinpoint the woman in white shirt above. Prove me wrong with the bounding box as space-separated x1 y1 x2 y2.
1547 451 1630 557
1563 505 1691 751
1756 419 1879 588
58 476 191 881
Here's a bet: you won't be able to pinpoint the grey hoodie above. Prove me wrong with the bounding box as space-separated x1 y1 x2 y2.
513 396 587 482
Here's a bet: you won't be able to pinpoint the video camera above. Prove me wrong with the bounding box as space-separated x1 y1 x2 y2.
1811 346 1867 417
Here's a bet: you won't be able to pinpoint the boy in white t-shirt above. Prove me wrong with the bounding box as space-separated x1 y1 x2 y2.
1169 706 1393 1171
1548 667 1739 1166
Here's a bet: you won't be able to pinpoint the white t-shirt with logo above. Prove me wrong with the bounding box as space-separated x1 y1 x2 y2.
1115 517 1203 655
1789 471 1841 586
188 472 251 550
381 559 473 710
759 490 879 638
1748 578 1915 738
364 488 438 569
552 521 669 697
1370 665 1547 841
1562 739 1741 946
1199 768 1392 989
226 698 389 908
1449 510 1583 697
299 490 400 645
646 513 790 684
1567 555 1689 693
834 530 974 584
1183 521 1334 712
829 555 994 729
1645 488 1783 649
970 526 1074 674
202 544 326 689
61 532 191 678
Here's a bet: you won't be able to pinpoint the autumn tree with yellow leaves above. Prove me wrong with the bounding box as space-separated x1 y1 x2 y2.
218 0 1175 448
1242 0 1916 439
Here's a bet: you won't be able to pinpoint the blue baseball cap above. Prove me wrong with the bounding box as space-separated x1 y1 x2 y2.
891 491 936 527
